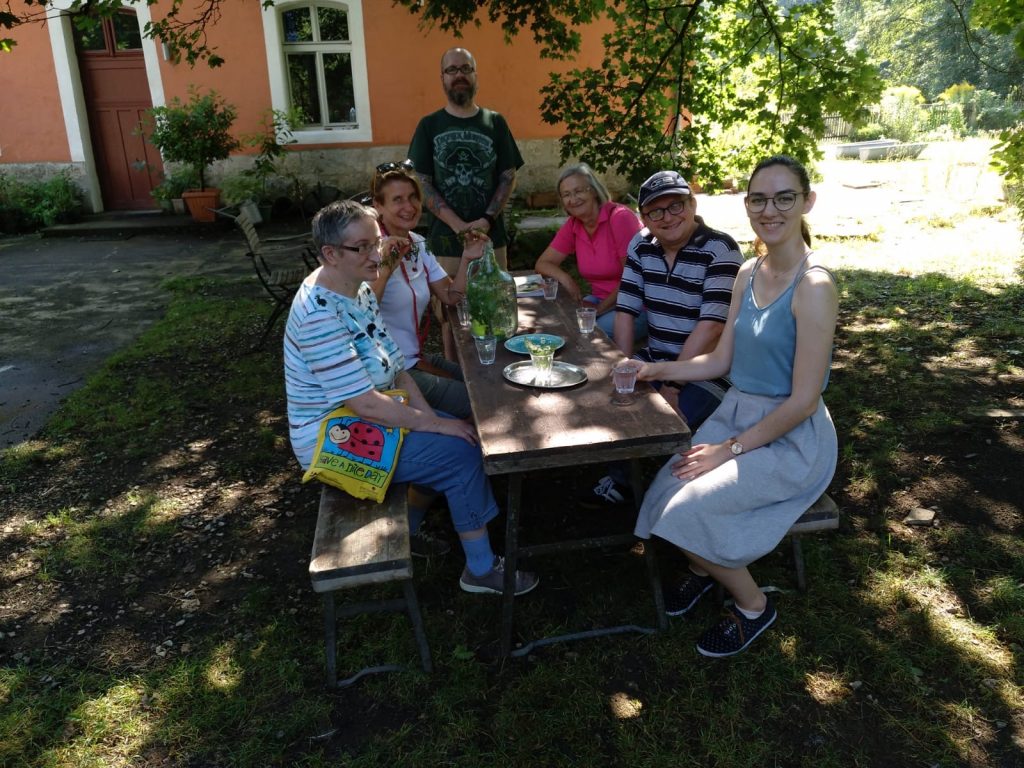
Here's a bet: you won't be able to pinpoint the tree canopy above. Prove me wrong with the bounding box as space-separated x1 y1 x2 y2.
834 0 1024 99
396 0 882 185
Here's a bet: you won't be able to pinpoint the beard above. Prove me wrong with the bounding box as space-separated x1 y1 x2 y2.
445 79 477 107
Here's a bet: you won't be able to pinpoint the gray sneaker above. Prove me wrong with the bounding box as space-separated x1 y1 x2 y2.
459 556 539 596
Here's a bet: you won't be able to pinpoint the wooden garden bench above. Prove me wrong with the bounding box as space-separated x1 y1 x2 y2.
786 493 840 592
309 484 432 688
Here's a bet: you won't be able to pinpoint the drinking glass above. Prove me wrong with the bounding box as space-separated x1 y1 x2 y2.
576 307 597 335
611 361 641 405
475 335 497 365
456 298 471 328
542 277 559 300
529 349 554 384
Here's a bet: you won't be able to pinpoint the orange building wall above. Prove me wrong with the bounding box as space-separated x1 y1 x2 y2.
363 12 614 147
151 0 273 148
0 3 611 165
0 18 71 163
153 2 612 149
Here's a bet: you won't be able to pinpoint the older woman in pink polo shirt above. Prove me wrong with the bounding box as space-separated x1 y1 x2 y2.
534 163 646 338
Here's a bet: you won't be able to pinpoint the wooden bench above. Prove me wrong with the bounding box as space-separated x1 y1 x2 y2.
787 493 840 592
309 484 432 688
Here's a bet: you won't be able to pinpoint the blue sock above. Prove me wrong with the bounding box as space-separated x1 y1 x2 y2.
408 506 427 536
460 533 495 577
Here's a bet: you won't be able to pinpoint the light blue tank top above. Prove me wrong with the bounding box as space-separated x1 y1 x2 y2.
730 257 832 396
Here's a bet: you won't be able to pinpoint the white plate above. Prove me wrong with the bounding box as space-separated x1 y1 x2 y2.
514 275 545 297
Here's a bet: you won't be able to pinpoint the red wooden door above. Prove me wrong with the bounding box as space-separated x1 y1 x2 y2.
75 11 162 210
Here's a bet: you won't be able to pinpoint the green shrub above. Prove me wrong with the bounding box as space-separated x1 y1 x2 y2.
151 166 199 204
923 103 965 137
850 122 887 141
877 86 926 142
0 171 84 233
991 119 1024 231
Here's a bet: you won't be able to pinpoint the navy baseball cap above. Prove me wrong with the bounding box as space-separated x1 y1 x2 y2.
638 171 692 208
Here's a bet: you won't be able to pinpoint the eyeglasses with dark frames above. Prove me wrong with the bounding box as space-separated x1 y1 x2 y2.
744 191 804 213
334 237 384 257
642 198 689 222
375 159 415 175
442 64 476 76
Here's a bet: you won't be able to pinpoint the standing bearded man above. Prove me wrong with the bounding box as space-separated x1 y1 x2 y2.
409 47 524 273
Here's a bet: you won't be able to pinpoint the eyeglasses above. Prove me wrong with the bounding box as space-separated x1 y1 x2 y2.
560 186 592 201
744 191 803 213
375 159 415 175
334 237 383 256
642 198 688 222
442 64 475 76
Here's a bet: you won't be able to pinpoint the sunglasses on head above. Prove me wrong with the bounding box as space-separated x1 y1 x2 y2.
375 159 415 175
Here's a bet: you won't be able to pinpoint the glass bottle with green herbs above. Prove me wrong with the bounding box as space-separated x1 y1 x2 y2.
466 242 517 340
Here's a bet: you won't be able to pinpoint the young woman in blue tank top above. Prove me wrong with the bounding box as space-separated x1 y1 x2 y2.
633 156 839 657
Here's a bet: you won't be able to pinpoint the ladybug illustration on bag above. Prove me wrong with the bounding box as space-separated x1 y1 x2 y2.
329 420 385 462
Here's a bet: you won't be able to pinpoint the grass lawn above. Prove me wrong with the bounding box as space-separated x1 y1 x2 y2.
1 147 1023 767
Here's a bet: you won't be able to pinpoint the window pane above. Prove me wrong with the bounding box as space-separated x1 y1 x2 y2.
282 8 313 43
317 6 349 42
287 54 322 124
323 53 355 124
112 12 142 50
73 18 106 52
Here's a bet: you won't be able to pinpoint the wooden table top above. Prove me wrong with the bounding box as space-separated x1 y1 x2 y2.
449 287 692 476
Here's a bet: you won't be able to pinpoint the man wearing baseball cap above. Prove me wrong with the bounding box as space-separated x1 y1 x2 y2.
582 170 743 508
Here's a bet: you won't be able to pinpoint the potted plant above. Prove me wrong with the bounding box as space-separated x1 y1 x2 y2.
151 166 199 215
242 107 302 221
146 88 240 222
219 172 264 223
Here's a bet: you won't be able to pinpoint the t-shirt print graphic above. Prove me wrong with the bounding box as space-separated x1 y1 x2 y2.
434 130 497 216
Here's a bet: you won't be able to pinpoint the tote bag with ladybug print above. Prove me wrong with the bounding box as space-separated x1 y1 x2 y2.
302 390 409 502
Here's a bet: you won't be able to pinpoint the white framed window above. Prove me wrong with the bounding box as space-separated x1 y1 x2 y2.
261 0 372 143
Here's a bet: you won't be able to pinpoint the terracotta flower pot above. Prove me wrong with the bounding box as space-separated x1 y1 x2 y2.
182 189 222 222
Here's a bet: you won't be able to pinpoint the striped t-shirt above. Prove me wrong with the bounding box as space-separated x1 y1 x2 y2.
617 217 742 362
284 277 405 469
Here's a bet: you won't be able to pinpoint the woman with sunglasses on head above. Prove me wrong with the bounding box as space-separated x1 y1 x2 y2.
534 163 644 338
633 155 838 658
284 199 538 593
369 160 486 420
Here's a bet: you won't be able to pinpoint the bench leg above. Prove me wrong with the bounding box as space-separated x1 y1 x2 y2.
322 593 337 688
641 541 669 631
403 580 433 674
791 535 807 592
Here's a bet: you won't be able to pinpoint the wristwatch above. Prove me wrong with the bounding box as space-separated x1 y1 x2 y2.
729 438 744 456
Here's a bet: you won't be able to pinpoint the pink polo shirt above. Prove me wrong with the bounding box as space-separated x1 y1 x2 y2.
549 201 642 299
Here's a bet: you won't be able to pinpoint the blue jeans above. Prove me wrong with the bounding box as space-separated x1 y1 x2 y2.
393 420 499 533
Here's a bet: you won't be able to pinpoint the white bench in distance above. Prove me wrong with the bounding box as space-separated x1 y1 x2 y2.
309 484 432 687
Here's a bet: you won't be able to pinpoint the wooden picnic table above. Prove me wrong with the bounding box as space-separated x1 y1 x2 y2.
448 279 692 658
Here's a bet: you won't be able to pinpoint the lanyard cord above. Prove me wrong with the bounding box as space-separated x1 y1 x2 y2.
398 241 430 354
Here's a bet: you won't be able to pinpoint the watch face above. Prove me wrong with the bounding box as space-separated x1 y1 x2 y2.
731 441 743 455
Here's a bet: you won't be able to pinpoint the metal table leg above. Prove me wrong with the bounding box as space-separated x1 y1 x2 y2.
630 459 668 631
499 474 523 658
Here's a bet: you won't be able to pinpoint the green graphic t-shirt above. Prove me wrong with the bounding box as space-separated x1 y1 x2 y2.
408 107 524 257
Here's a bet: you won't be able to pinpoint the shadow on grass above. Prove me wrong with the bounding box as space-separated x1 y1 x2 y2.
1 270 1022 767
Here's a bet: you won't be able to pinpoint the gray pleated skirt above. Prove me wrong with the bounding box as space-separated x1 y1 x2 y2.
634 388 837 569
